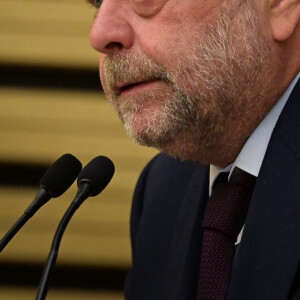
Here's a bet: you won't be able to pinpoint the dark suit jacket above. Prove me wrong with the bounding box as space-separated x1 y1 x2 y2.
125 79 300 300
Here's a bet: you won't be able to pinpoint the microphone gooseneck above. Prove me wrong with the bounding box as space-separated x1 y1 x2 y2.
36 156 115 300
0 154 82 253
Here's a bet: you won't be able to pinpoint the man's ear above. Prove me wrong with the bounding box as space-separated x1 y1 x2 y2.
270 0 300 41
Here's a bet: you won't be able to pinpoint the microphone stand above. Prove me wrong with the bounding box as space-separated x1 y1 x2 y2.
36 184 90 300
0 189 51 253
36 155 114 299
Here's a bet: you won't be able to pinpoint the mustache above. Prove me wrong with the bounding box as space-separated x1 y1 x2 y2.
103 54 173 95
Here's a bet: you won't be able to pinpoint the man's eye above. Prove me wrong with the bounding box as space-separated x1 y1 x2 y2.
94 0 102 8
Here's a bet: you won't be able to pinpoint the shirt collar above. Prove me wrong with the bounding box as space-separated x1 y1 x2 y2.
209 72 300 195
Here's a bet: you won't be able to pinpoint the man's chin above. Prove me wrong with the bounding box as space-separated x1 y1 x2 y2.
123 118 178 149
125 126 172 148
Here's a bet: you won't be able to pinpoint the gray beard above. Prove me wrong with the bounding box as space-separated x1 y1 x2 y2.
103 0 271 161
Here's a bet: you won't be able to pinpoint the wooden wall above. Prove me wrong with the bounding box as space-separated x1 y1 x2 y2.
0 0 158 298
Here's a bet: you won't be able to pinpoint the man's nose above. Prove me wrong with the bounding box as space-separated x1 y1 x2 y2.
90 2 134 55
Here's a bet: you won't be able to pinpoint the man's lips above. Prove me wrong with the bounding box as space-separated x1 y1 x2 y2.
114 79 160 96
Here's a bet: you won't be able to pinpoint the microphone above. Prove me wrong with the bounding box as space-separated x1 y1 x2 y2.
0 154 82 253
36 156 115 300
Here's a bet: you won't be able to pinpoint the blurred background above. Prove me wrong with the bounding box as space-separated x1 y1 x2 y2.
0 0 157 299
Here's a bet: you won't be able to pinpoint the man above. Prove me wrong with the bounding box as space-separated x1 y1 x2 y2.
88 0 300 299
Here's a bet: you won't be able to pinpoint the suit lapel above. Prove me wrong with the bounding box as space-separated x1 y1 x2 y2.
162 165 209 300
227 80 300 299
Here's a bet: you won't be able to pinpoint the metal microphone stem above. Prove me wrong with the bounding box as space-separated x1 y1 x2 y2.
36 183 90 300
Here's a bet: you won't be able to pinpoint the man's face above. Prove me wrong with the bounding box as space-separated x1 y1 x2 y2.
90 0 270 164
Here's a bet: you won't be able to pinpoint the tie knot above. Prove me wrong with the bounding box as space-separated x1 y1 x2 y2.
202 169 256 241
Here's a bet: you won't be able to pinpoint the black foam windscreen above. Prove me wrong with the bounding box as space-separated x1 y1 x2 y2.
77 156 115 196
40 154 82 198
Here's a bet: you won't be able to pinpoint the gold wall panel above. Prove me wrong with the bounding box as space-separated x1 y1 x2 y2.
0 87 158 267
0 287 123 300
0 0 158 269
0 0 99 67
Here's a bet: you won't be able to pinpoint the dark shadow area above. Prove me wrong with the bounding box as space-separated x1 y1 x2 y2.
0 64 103 92
0 161 50 187
0 262 127 290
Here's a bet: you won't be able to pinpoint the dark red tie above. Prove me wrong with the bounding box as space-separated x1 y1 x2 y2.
197 168 256 300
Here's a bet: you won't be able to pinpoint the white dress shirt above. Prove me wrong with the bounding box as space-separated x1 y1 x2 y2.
209 72 300 244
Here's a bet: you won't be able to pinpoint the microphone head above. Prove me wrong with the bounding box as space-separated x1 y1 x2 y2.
40 154 82 198
77 156 115 196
